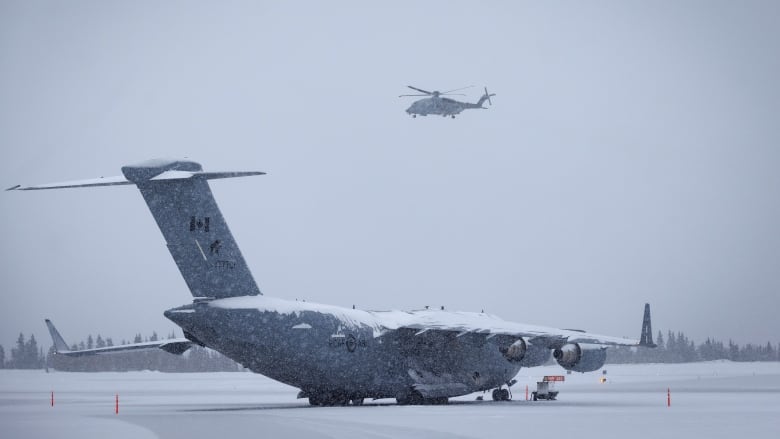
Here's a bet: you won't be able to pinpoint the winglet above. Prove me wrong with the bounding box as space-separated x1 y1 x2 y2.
45 319 71 353
639 303 656 347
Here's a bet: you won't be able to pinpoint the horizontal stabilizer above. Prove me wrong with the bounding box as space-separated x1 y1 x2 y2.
9 175 133 191
8 170 264 191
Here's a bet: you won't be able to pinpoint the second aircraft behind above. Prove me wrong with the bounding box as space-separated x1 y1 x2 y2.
401 85 495 118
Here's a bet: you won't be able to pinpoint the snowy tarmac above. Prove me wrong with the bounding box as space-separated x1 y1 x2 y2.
1 361 778 439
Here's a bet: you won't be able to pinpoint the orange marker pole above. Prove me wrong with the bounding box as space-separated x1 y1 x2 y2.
667 388 670 407
525 385 529 401
51 391 54 407
115 394 119 414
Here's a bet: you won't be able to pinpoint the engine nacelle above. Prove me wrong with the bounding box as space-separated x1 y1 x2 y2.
498 338 551 367
553 343 606 372
501 338 527 362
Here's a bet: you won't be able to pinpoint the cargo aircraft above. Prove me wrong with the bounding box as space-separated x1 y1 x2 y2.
10 159 655 406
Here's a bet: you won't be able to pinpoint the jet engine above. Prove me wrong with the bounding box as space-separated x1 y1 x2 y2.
553 343 606 372
498 338 551 367
502 339 527 362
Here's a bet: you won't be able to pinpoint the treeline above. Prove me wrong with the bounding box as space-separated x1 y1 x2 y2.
0 332 242 372
607 330 780 363
0 333 46 369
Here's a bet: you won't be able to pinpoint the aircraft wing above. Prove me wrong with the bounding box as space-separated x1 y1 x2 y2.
45 319 193 357
389 303 655 349
396 318 637 349
53 339 193 357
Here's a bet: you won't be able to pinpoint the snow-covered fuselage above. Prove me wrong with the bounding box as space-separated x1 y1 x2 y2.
165 296 539 402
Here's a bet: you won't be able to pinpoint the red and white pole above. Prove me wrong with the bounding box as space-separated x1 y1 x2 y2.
115 394 119 414
667 388 671 407
51 391 54 407
525 385 529 401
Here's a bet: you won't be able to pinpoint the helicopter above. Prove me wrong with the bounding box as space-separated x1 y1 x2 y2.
400 85 495 118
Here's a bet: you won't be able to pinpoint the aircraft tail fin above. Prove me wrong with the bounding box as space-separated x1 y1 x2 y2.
12 159 264 299
45 319 71 353
639 303 656 347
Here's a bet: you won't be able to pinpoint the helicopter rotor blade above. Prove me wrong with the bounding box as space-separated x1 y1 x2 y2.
407 85 433 95
442 85 474 94
398 94 429 98
484 87 493 105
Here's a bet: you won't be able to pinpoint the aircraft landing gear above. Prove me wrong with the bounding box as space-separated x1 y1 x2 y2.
308 392 363 406
396 390 448 405
492 388 511 401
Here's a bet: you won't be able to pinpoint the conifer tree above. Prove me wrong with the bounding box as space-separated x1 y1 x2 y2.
12 333 25 368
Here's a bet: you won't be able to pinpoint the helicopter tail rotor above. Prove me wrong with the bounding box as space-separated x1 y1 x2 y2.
484 87 494 106
474 87 495 108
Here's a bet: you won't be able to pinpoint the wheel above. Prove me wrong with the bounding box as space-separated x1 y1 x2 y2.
397 390 424 405
492 389 501 401
311 392 349 406
500 389 510 401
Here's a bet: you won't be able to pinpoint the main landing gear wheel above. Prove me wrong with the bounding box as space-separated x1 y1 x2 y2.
492 388 511 401
396 390 424 405
396 391 448 405
309 392 356 406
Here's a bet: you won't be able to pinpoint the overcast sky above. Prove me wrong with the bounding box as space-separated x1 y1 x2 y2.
1 1 779 354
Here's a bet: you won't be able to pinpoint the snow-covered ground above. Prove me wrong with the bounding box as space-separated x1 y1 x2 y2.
1 361 778 438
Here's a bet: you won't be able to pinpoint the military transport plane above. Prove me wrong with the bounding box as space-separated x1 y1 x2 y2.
10 159 655 406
